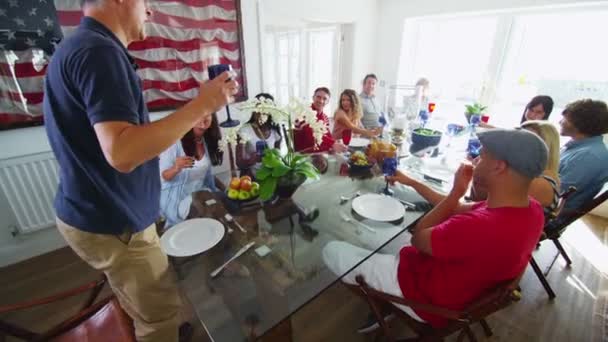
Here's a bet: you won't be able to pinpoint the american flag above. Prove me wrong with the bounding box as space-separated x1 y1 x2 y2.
0 0 245 129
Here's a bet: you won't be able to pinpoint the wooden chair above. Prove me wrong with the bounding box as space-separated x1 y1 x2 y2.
346 272 524 342
0 275 135 342
528 186 576 299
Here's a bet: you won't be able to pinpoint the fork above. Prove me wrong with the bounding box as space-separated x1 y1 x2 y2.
339 211 376 234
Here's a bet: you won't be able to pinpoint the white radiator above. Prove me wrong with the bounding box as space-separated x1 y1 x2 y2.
0 152 59 235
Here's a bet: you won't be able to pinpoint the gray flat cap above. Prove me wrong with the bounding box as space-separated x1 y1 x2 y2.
477 128 548 179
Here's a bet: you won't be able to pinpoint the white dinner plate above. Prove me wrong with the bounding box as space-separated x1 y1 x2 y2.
349 137 370 148
352 194 405 222
160 218 225 257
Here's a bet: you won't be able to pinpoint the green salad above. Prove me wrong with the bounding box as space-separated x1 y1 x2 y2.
414 128 441 136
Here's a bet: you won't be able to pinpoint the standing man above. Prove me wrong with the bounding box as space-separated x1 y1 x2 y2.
558 99 608 212
360 74 383 129
293 87 347 153
43 1 238 341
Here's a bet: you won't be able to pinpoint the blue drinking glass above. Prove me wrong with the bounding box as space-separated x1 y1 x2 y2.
470 114 481 126
256 141 268 157
208 64 240 128
382 157 398 176
382 157 398 196
467 138 481 159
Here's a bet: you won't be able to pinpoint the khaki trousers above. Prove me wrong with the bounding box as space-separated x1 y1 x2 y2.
56 218 181 342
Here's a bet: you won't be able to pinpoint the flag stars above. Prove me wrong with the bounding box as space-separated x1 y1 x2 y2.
14 17 26 27
8 0 18 8
25 38 37 47
44 17 54 27
5 31 16 40
29 8 38 16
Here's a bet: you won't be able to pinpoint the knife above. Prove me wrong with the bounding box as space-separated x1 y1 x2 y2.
210 241 255 278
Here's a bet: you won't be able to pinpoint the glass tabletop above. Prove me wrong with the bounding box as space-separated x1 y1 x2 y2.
174 149 460 341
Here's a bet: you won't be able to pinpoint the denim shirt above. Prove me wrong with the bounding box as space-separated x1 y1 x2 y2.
159 142 218 227
559 135 608 211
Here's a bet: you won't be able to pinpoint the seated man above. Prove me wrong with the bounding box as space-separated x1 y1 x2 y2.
558 99 608 213
294 87 346 153
323 129 547 331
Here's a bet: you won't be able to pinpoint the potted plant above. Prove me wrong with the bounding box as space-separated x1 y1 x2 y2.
464 102 487 123
220 98 327 200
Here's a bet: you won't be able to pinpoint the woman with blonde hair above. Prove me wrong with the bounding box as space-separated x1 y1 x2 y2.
332 89 380 141
469 120 560 218
520 120 561 215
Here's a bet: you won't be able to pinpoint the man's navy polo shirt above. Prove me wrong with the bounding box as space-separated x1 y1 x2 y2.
43 17 160 234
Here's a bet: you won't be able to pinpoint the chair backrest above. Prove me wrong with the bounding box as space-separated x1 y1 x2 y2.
555 182 608 229
545 186 577 221
49 297 135 342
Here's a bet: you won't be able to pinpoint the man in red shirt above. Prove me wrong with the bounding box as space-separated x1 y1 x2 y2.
323 129 547 331
294 87 347 153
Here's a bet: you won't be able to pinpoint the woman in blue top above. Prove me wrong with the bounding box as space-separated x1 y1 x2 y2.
160 114 223 228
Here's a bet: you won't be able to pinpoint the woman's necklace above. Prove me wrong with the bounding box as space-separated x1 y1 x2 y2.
252 123 270 140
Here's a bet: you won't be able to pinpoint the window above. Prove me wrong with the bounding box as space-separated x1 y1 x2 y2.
494 10 608 127
398 15 500 122
398 5 608 128
262 26 340 108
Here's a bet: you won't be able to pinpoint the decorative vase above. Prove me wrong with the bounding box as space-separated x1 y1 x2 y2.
276 173 306 199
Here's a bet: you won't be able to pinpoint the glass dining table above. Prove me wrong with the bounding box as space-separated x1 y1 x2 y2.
173 140 463 341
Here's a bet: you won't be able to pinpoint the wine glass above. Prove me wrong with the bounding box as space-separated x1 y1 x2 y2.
342 129 352 146
381 157 398 196
208 64 240 128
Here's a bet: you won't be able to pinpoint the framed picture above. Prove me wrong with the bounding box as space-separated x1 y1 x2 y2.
0 0 248 131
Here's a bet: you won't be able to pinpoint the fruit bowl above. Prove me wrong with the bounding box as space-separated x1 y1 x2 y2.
226 176 260 202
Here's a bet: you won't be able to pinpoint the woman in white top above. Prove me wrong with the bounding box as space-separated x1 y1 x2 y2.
159 114 222 228
236 93 282 177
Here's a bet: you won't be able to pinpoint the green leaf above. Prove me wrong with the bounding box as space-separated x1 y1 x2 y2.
262 152 284 168
296 168 319 179
295 162 319 179
272 163 291 177
259 177 278 200
256 167 272 180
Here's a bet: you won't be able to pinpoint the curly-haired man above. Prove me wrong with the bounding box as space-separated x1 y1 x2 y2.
559 99 608 212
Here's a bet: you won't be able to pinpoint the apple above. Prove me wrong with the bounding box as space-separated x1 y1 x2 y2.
240 179 252 192
240 175 252 182
238 190 251 200
250 183 260 197
229 177 241 190
227 188 239 200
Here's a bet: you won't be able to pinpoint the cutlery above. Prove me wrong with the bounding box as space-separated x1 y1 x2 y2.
219 217 233 234
339 191 361 205
339 211 376 234
210 241 255 278
395 198 416 209
224 213 246 233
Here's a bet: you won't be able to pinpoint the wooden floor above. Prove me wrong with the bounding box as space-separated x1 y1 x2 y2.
1 215 607 342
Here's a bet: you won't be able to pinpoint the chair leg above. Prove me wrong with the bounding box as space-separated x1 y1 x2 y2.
529 257 556 299
456 325 477 342
552 239 572 266
479 319 493 337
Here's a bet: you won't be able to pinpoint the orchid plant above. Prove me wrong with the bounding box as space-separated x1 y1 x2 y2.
219 97 328 200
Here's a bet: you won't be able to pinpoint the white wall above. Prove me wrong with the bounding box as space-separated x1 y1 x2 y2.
374 0 608 102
